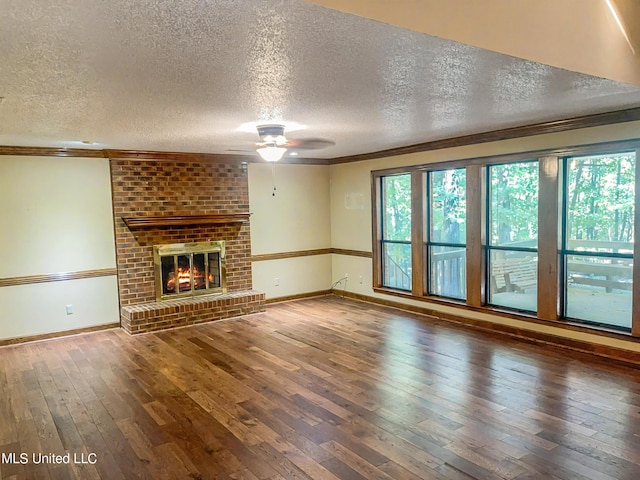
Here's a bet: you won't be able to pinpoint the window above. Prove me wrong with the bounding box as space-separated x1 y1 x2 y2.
372 140 638 337
486 161 539 312
562 152 635 330
381 174 412 290
428 168 466 299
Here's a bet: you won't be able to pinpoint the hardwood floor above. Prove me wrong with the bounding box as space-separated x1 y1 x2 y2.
1 295 640 479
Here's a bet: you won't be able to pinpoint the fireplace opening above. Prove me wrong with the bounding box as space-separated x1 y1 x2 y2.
154 241 226 300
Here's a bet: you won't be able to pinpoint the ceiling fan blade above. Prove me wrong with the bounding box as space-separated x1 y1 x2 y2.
287 138 336 150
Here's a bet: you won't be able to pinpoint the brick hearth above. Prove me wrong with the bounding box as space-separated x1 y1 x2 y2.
110 156 265 333
121 290 265 334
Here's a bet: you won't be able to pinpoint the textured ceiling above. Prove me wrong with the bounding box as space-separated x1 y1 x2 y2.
1 0 640 159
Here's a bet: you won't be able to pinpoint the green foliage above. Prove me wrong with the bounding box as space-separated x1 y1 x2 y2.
490 161 539 246
567 153 635 243
383 174 412 241
382 174 413 281
430 168 466 244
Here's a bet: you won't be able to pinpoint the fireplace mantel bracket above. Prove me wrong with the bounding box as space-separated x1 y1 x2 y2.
123 213 251 228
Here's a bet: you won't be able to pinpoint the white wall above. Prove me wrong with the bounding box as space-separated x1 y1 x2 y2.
0 277 119 339
252 255 333 299
0 156 119 340
249 163 332 298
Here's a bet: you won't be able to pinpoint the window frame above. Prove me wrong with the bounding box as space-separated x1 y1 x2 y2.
378 173 413 292
560 150 636 331
484 160 540 313
371 139 640 338
426 168 467 300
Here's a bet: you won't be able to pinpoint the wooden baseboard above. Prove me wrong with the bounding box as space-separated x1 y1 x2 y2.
0 323 120 347
266 290 332 304
336 291 640 366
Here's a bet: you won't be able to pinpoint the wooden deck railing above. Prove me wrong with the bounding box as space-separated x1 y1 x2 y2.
431 248 466 298
384 240 633 296
383 247 466 296
568 261 632 292
567 239 633 254
383 254 411 290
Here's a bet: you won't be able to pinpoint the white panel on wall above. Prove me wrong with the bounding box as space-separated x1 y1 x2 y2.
0 276 119 340
0 156 116 277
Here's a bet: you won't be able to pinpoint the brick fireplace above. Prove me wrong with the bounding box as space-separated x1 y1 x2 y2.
110 156 265 334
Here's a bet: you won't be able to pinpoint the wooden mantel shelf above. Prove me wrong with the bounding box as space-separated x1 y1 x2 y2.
123 213 251 228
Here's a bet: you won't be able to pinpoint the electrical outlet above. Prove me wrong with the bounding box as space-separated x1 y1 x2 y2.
275 278 280 286
359 275 363 284
65 304 73 315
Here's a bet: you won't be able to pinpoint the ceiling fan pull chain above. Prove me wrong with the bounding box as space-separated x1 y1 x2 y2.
272 163 277 197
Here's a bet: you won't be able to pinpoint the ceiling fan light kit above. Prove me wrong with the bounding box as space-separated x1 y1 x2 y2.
256 124 288 162
256 144 287 162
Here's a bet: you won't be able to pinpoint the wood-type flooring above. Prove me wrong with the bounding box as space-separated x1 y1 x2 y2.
1 295 640 479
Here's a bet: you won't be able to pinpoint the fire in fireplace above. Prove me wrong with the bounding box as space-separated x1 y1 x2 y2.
153 241 226 300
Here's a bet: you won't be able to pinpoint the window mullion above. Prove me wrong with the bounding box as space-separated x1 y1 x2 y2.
411 170 425 296
633 148 640 336
538 156 560 321
466 164 483 307
372 175 383 288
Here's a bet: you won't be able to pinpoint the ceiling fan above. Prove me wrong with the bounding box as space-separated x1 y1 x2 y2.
255 124 289 162
248 124 335 162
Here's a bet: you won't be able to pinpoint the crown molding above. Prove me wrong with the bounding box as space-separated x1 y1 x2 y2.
2 107 639 164
329 107 640 164
106 149 329 164
105 149 254 163
0 146 329 164
0 146 106 158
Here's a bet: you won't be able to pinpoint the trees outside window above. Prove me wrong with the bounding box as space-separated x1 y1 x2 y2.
486 161 539 312
428 169 466 299
381 174 412 290
563 152 635 329
373 142 638 335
